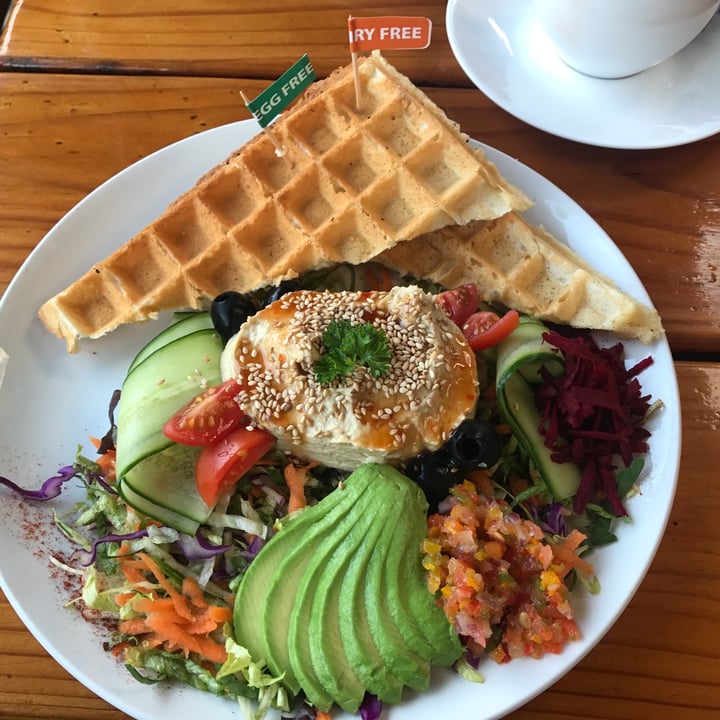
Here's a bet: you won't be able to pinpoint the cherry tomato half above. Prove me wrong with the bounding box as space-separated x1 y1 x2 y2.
462 309 520 351
195 426 276 506
435 284 480 329
163 379 245 446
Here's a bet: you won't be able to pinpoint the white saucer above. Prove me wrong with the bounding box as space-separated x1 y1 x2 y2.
446 0 720 149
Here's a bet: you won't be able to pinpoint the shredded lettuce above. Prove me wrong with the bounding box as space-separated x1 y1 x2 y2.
81 566 127 614
124 646 258 700
216 633 289 718
454 656 485 684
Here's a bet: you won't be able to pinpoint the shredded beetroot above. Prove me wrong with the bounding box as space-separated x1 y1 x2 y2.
536 331 653 517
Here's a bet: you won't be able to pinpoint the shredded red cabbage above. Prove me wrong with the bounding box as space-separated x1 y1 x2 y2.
246 534 265 556
536 331 653 517
0 465 77 500
533 501 570 536
80 463 118 495
175 530 231 561
360 693 382 720
71 528 150 566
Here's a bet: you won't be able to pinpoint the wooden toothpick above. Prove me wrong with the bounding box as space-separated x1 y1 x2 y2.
240 90 286 157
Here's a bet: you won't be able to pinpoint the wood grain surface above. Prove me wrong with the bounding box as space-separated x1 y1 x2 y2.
0 0 466 85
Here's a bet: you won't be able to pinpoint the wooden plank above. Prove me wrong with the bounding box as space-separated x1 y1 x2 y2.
0 0 468 85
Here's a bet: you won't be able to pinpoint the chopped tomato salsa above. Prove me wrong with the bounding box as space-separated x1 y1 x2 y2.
423 479 591 663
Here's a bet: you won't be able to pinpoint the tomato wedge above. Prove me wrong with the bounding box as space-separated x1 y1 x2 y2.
435 284 480 328
195 426 276 506
163 379 245 446
462 309 520 351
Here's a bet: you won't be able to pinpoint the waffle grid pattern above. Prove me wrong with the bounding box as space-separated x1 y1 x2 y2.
39 52 530 350
378 213 664 343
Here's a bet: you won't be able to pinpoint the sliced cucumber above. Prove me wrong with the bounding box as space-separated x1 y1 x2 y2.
496 317 581 500
496 316 563 383
116 328 223 479
115 327 223 533
118 444 209 536
127 312 214 374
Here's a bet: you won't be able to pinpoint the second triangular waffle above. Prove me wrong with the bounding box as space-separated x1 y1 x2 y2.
377 212 664 343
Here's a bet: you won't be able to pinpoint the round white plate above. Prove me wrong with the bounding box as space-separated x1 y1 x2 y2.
0 120 680 720
446 0 720 149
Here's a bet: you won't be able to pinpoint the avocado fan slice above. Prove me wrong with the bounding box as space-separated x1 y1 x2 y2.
384 496 463 666
233 474 367 692
337 517 405 705
234 463 465 712
291 491 378 713
259 485 370 696
364 525 431 691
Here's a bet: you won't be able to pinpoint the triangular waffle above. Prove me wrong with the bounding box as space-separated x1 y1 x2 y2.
38 52 530 352
377 212 663 343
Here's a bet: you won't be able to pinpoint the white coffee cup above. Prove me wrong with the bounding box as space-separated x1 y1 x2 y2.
533 0 720 78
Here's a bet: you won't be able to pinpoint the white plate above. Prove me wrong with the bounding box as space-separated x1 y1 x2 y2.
0 120 680 720
446 0 720 149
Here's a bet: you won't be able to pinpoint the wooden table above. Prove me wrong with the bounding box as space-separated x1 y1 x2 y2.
1 3 718 719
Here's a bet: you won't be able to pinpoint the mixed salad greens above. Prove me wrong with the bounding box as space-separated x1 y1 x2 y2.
0 263 659 720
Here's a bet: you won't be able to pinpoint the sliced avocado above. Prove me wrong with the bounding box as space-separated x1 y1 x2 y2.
233 478 366 689
385 504 463 666
291 497 375 712
259 490 366 696
337 521 405 705
234 463 464 712
306 492 383 713
380 488 437 660
365 521 431 692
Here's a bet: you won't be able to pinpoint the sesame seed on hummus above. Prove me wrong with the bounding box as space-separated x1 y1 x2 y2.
220 285 479 470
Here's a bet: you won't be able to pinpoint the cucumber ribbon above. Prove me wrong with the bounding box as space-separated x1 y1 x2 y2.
495 316 581 500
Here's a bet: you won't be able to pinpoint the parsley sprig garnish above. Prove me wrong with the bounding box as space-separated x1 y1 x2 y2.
314 319 392 384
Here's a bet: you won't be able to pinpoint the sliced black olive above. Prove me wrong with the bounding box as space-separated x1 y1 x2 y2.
405 449 460 513
263 279 302 307
211 291 257 343
448 419 502 470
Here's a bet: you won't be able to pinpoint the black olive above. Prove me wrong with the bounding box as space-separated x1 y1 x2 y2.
405 450 460 512
448 419 502 470
210 291 257 343
263 279 302 307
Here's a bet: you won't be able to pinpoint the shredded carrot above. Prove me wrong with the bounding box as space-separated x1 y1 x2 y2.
114 591 137 608
114 552 231 666
135 552 193 620
283 461 319 514
110 641 133 657
316 712 332 720
182 576 208 609
118 617 149 635
132 596 178 615
551 529 594 578
88 436 117 480
119 557 148 585
207 604 233 623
